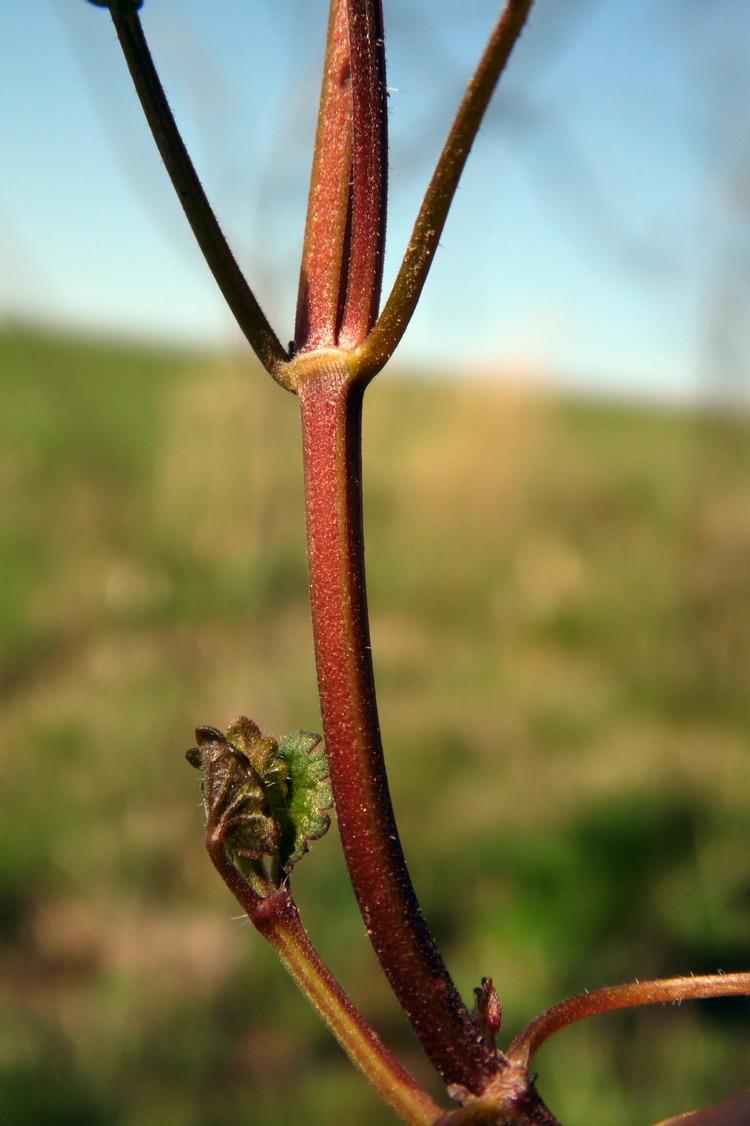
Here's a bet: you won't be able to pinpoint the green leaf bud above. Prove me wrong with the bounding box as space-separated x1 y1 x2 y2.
187 717 332 879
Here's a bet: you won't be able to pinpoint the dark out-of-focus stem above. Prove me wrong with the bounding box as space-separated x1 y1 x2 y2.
110 12 289 383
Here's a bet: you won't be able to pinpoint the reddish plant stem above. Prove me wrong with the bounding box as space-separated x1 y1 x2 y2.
206 838 444 1126
507 972 750 1068
337 0 388 348
295 0 353 351
296 0 388 353
358 0 535 377
297 361 501 1095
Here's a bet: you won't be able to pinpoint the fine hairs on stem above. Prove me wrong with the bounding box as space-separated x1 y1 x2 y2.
84 2 750 1123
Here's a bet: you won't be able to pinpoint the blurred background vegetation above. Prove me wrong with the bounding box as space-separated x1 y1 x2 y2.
1 322 749 1125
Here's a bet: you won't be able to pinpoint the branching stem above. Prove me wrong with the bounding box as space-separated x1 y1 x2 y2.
99 3 750 1120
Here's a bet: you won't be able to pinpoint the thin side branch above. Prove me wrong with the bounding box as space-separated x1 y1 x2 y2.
206 838 444 1126
356 0 535 378
507 972 750 1067
110 12 289 383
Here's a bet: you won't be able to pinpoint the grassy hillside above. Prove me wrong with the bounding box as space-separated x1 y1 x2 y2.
1 324 749 1125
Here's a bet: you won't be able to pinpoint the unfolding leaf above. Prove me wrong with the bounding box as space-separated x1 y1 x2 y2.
186 724 280 861
187 718 329 877
276 730 333 872
226 716 282 779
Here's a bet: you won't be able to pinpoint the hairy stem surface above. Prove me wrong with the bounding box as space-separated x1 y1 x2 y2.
508 972 750 1067
296 361 501 1094
206 840 443 1125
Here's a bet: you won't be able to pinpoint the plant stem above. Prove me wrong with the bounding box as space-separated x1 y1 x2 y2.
296 357 501 1094
110 12 289 383
357 0 535 377
507 971 750 1067
295 0 388 352
206 837 444 1126
295 0 353 351
338 0 388 348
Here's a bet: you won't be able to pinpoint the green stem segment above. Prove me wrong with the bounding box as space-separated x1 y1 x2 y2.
206 838 443 1126
296 361 501 1095
110 12 289 382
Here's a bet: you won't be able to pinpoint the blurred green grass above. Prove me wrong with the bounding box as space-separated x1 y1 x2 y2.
1 324 749 1125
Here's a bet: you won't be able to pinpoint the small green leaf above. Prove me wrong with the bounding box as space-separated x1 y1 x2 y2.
277 731 333 873
87 0 144 12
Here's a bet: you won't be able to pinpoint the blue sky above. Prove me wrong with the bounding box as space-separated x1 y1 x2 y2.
1 1 748 400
